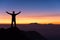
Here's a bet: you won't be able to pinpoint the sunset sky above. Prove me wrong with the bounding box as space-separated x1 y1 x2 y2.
0 0 60 24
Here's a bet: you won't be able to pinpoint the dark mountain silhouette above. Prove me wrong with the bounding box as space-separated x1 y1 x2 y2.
30 23 39 25
0 26 47 40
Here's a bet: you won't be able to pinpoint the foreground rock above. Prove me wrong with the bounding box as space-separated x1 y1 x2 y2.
0 26 47 40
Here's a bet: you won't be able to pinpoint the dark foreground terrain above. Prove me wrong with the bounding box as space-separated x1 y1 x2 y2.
0 24 60 40
0 26 47 40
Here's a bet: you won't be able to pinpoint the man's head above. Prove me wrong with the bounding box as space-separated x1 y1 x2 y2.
13 11 15 14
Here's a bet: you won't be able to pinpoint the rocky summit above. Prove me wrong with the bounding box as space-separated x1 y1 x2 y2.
0 26 47 40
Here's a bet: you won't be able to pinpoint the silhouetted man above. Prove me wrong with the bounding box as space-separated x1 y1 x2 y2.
6 11 21 27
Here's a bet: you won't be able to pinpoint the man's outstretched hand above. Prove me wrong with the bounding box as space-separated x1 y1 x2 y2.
6 11 9 13
16 11 21 15
6 11 12 15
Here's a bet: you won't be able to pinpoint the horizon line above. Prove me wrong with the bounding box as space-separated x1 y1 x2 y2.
0 23 60 25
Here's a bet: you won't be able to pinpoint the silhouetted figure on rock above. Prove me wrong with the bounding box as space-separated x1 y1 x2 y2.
6 11 21 27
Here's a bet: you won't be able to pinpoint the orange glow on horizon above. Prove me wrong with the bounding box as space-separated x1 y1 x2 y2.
0 15 60 24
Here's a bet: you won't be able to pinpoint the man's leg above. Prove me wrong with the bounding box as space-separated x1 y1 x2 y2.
11 20 13 27
14 18 16 27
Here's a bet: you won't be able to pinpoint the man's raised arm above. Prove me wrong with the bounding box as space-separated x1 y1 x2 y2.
6 11 12 15
16 11 21 15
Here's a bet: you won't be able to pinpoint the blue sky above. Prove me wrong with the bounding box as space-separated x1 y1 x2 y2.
0 0 60 16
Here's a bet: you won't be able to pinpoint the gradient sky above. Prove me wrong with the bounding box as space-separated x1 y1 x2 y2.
0 0 60 24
